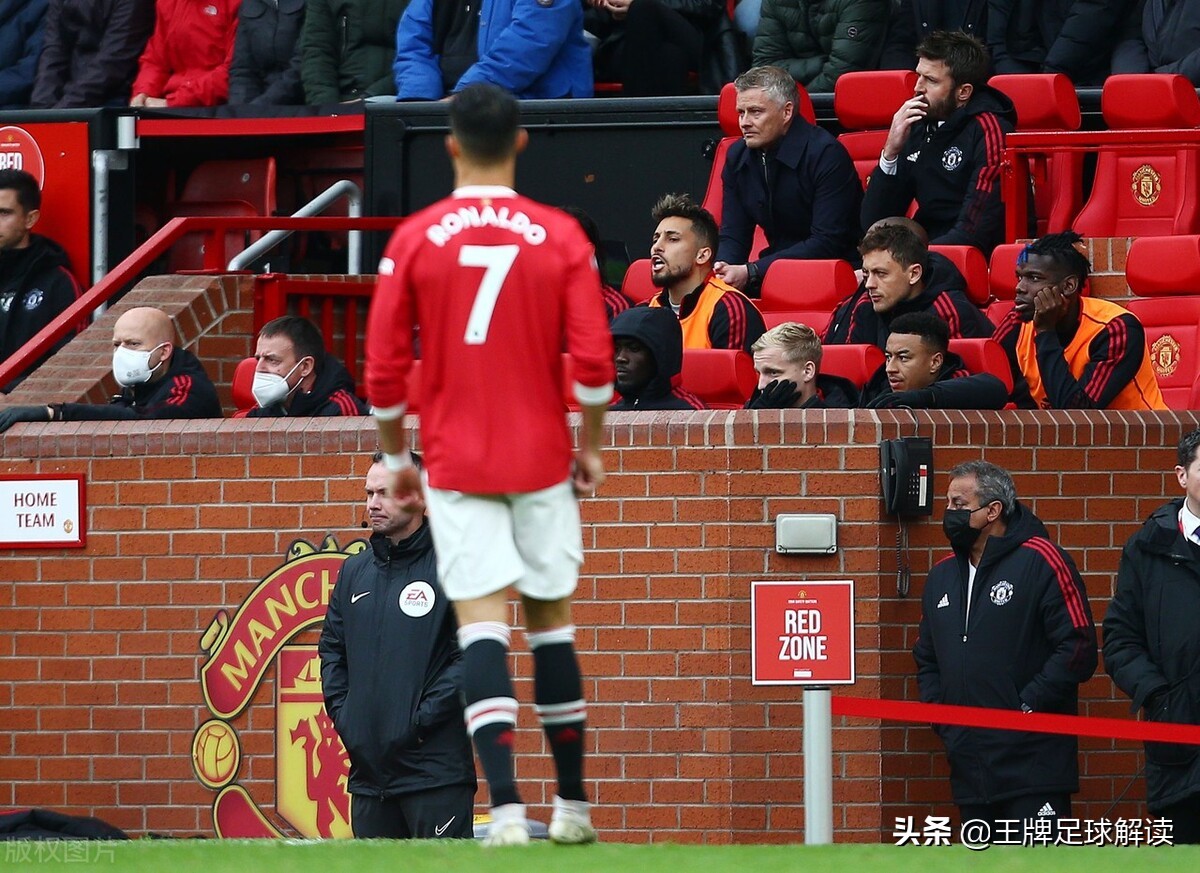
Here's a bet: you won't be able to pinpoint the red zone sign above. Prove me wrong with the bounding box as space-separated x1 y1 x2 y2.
751 580 855 685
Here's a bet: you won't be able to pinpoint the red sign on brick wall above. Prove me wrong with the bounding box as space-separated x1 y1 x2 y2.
751 581 855 685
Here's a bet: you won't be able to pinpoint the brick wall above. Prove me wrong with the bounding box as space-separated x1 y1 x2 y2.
2 409 1197 843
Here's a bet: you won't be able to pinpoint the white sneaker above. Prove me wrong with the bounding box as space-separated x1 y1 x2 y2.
548 796 597 845
483 804 530 847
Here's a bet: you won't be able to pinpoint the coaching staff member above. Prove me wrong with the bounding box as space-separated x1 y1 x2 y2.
319 451 476 839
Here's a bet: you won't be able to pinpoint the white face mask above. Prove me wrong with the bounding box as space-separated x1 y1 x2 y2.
252 358 309 408
112 343 166 387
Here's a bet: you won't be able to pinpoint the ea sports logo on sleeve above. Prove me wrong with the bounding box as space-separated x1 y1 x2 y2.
0 127 45 185
400 580 435 617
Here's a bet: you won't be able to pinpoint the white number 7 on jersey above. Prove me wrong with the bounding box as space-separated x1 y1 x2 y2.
459 244 519 344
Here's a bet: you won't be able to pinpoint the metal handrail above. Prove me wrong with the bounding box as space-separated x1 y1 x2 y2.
229 180 364 273
0 215 402 392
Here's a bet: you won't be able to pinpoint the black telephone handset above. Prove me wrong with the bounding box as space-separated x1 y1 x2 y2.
880 437 934 516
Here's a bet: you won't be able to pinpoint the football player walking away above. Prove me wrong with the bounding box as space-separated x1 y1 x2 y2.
365 83 615 847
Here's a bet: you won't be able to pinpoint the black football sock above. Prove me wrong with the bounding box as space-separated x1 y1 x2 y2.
460 621 522 808
529 625 588 802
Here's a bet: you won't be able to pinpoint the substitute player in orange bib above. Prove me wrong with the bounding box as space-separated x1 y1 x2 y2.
366 83 614 847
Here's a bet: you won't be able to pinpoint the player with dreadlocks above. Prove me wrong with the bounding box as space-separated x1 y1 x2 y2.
993 231 1166 410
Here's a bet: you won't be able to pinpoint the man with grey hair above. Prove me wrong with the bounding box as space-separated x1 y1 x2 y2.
712 64 862 296
913 460 1097 838
745 321 857 408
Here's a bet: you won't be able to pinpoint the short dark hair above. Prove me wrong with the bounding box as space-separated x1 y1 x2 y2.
651 193 718 252
1021 230 1091 285
917 31 990 90
1178 429 1200 469
370 450 423 469
889 311 950 354
858 223 928 273
449 84 520 164
0 168 40 212
259 316 326 364
560 204 606 275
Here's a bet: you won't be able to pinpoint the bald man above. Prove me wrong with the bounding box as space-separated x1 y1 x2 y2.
0 306 221 432
823 217 992 348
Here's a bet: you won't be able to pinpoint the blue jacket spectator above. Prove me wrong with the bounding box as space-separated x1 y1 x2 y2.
393 0 592 99
31 0 154 109
0 0 48 108
229 0 307 105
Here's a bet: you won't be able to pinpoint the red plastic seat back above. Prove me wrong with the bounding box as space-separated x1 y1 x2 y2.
621 259 658 305
820 343 884 390
680 348 756 409
232 356 257 414
988 243 1027 301
929 244 990 307
1124 235 1200 409
948 337 1013 394
835 70 916 188
1126 235 1200 297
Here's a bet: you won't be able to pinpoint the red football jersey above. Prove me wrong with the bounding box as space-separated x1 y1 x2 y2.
367 186 615 493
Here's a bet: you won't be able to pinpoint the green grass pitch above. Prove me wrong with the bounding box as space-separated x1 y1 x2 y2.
5 840 1195 872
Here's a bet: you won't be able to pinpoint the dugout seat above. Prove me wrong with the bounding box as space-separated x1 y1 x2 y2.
820 343 884 391
986 243 1026 326
1124 235 1200 409
621 259 657 305
1073 75 1200 238
680 348 756 409
929 245 990 307
948 338 1013 395
758 258 859 334
834 70 917 188
988 73 1083 236
701 80 816 229
169 157 278 272
231 356 257 417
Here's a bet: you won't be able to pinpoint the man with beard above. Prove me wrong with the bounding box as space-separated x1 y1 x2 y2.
645 192 766 354
862 31 1018 256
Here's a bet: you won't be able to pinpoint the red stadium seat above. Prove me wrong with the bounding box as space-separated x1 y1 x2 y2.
758 258 858 335
170 157 278 271
988 73 1083 235
987 242 1025 303
1073 75 1200 238
702 81 816 226
1125 235 1200 409
679 348 756 409
929 244 990 307
621 259 657 304
763 310 833 334
820 344 884 390
834 70 917 188
948 338 1013 395
231 356 256 417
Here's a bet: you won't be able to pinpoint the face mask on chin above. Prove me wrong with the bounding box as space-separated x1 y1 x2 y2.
252 358 309 408
112 343 167 387
942 505 989 552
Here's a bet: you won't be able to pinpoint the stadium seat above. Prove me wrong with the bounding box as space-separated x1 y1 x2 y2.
834 70 917 187
231 356 257 417
622 259 657 304
986 242 1026 325
757 258 857 335
988 73 1083 236
702 81 816 227
948 337 1013 395
820 343 884 390
1073 75 1200 238
679 348 756 409
170 157 278 271
929 245 990 307
1124 235 1200 409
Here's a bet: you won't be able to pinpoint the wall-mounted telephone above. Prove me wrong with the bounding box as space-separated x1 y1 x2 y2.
880 437 934 516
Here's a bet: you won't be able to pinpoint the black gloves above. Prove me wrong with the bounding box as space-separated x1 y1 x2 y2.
0 405 51 434
746 379 800 409
867 388 936 409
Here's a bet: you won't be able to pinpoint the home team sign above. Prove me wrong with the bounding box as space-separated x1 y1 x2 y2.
0 474 86 548
751 580 855 685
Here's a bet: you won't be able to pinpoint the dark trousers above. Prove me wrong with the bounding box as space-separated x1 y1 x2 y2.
959 792 1072 842
1157 794 1200 844
620 0 704 97
350 784 475 839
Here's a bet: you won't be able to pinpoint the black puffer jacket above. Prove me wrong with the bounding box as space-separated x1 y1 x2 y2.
752 0 888 92
1104 498 1200 811
913 502 1097 805
300 0 409 102
987 0 1135 85
610 305 704 410
229 0 306 105
319 524 477 798
861 84 1018 255
1112 0 1200 84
